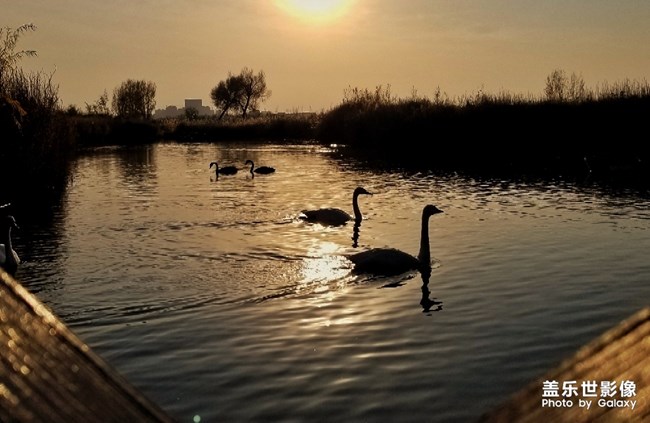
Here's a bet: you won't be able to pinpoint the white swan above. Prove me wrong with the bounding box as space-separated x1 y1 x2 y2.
210 161 238 176
0 215 20 276
300 187 372 226
245 159 275 175
348 204 443 276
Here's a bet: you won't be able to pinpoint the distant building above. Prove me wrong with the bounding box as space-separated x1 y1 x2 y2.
184 99 213 116
153 99 214 119
153 105 182 119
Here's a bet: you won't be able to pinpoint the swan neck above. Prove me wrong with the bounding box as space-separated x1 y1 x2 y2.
2 227 11 250
2 226 16 268
417 213 431 265
352 193 362 220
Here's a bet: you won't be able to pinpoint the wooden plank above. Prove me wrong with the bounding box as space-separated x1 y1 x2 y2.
479 306 650 422
0 269 176 423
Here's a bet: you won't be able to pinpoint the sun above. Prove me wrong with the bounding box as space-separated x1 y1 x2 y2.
275 0 355 25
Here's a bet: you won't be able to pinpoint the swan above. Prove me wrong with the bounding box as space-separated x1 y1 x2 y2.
210 161 238 176
300 187 372 226
0 215 20 276
348 204 443 276
245 159 275 175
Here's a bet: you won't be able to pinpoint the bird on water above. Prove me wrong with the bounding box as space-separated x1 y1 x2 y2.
300 186 372 226
245 159 275 176
0 214 21 277
210 161 238 176
348 204 443 276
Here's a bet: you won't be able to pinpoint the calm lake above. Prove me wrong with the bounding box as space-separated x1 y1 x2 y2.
13 142 650 422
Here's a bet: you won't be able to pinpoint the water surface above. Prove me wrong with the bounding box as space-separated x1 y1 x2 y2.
14 142 650 422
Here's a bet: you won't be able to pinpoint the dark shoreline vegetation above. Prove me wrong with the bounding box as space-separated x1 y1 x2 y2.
3 50 650 216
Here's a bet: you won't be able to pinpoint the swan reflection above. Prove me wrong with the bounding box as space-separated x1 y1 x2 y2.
351 220 361 248
419 266 443 314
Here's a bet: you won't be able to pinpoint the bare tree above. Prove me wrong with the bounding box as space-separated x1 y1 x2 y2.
238 67 271 118
545 69 567 102
85 89 110 115
112 79 156 119
545 69 587 103
567 72 588 102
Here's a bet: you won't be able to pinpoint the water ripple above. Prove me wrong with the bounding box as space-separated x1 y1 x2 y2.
13 142 650 423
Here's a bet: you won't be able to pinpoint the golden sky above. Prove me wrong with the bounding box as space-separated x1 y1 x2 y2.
5 0 650 112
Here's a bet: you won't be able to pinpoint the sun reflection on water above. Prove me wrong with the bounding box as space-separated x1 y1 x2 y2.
290 241 359 322
298 242 351 290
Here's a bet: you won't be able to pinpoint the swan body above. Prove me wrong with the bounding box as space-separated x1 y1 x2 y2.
245 159 275 175
348 204 443 276
210 161 238 175
300 187 372 226
1 215 20 276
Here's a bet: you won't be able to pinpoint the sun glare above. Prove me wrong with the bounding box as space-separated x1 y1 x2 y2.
275 0 355 24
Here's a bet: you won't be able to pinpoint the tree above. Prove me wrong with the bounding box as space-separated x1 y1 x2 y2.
85 89 110 115
185 107 199 121
210 68 271 119
238 67 271 118
112 79 156 119
210 72 244 120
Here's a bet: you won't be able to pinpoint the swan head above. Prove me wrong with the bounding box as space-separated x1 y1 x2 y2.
353 187 372 197
245 160 254 166
423 204 443 217
3 215 19 230
209 161 217 168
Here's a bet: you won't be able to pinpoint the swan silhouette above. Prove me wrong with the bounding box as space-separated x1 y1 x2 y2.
300 187 372 226
210 161 238 176
348 204 443 276
245 159 275 175
0 215 20 276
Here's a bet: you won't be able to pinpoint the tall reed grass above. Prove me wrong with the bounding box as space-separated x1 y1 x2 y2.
316 81 650 182
164 112 319 142
0 68 76 208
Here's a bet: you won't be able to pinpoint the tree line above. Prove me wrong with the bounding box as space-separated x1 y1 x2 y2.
83 67 270 120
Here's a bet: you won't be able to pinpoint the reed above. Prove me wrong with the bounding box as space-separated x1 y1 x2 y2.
163 112 319 142
316 78 650 183
0 68 76 207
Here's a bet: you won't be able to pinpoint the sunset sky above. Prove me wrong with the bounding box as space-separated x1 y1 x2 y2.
5 1 650 112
